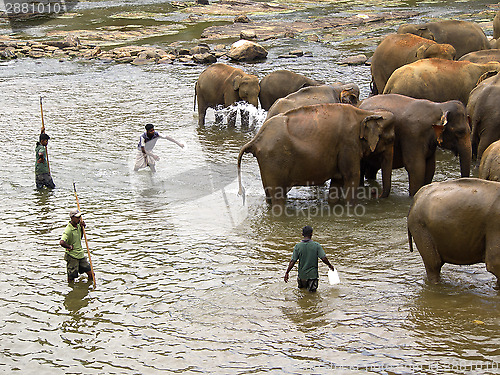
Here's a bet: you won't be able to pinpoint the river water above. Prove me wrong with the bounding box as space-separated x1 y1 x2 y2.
1 0 499 374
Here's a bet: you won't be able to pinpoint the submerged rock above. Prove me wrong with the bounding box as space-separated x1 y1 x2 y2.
338 54 368 65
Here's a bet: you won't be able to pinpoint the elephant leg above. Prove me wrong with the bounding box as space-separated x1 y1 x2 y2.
240 109 250 128
227 109 237 127
198 103 208 127
268 186 287 208
485 234 500 288
406 159 426 196
477 138 490 163
365 165 379 180
411 225 443 284
424 156 436 185
328 178 342 205
215 111 223 124
261 177 273 205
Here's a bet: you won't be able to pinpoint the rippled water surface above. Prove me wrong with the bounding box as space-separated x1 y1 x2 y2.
1 0 499 374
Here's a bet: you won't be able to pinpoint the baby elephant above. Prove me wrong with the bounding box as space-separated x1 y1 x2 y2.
195 63 260 126
479 140 500 181
408 178 500 287
265 83 360 120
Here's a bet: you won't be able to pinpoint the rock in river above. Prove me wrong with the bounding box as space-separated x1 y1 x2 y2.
227 39 267 61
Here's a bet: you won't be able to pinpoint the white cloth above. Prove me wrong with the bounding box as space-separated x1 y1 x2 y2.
134 151 160 171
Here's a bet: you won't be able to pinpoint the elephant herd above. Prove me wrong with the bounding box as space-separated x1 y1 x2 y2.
194 14 500 287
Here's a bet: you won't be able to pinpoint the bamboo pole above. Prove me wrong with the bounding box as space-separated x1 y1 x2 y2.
40 97 51 174
73 182 96 289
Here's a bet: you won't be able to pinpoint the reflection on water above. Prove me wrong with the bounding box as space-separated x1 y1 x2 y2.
64 282 91 315
1 0 499 373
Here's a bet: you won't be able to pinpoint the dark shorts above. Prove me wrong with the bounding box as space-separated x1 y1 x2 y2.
297 277 319 292
65 253 91 280
36 173 55 189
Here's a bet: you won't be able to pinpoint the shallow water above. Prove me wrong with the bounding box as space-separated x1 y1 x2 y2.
1 0 499 374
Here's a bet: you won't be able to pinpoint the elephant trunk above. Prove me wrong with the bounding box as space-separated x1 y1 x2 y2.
458 136 472 177
380 146 394 198
237 141 255 204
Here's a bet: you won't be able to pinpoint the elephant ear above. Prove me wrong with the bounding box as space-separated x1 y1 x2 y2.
432 111 448 146
360 115 383 152
475 71 498 87
233 75 243 91
415 45 427 59
418 27 435 41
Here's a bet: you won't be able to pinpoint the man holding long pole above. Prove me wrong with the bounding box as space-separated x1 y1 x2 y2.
59 209 94 284
36 97 55 189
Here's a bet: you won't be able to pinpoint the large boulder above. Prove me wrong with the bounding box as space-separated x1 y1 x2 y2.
227 39 267 61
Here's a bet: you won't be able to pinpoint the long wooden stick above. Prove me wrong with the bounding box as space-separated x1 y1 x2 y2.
73 182 96 288
40 97 51 174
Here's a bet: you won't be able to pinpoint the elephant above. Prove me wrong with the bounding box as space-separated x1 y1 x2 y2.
479 140 500 181
265 83 360 120
467 72 500 161
407 178 500 287
237 103 395 207
194 63 260 126
397 20 490 59
383 58 500 105
359 94 471 196
459 49 500 64
258 70 323 111
370 33 456 95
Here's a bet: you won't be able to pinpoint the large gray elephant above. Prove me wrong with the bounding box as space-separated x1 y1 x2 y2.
370 33 456 95
459 49 500 64
467 72 500 161
237 103 395 207
397 20 490 58
359 94 471 196
265 83 360 120
383 59 500 105
195 63 260 126
407 178 500 287
259 70 323 111
479 140 500 181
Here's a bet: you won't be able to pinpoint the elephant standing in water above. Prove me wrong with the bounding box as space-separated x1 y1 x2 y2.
237 103 395 207
479 140 500 182
359 94 471 196
195 63 260 126
466 72 500 161
383 59 500 105
259 70 323 111
397 20 490 58
265 84 360 120
370 33 456 95
408 178 500 287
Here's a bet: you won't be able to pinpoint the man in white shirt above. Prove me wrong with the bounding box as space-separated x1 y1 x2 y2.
134 123 184 172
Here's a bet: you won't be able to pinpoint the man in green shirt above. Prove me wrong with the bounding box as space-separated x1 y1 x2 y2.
35 132 55 189
60 209 93 283
284 226 335 292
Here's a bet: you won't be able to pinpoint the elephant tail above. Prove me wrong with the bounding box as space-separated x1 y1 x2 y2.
194 83 197 111
408 228 414 252
237 141 254 205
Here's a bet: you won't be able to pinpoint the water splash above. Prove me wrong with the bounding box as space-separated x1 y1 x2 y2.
214 101 267 130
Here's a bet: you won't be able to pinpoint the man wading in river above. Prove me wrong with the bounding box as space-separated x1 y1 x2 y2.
284 226 335 292
35 130 55 189
60 209 93 283
134 123 184 172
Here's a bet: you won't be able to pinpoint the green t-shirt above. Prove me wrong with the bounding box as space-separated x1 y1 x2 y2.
35 144 50 175
61 222 85 259
292 240 326 280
